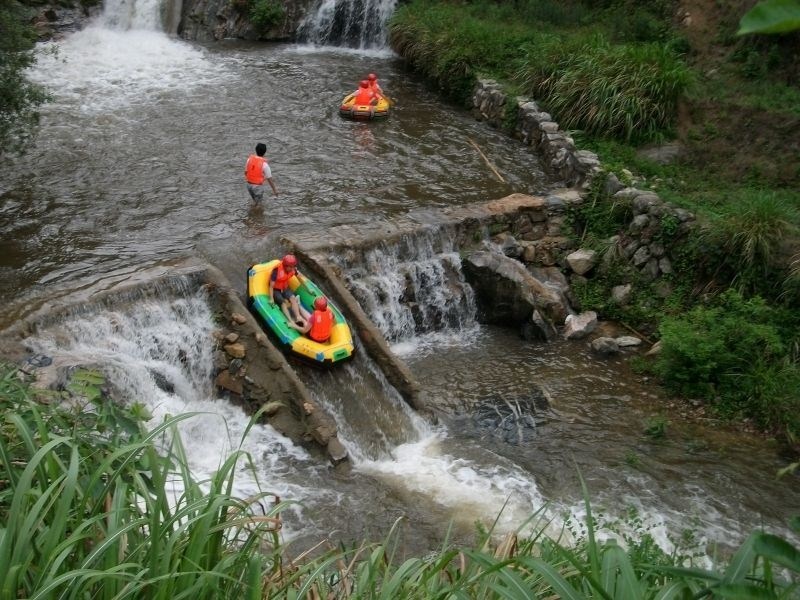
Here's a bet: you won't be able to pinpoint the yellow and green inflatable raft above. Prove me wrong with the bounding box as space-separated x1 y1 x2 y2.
339 93 390 121
247 260 355 367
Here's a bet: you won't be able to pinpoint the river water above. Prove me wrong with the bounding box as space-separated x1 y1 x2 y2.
1 14 798 559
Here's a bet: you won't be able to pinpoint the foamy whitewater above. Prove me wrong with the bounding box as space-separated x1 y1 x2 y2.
25 296 330 533
29 0 231 119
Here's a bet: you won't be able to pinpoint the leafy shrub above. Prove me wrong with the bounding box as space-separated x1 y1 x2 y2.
609 8 670 43
473 0 590 27
250 0 284 33
0 0 51 155
655 289 799 437
742 49 767 79
568 172 633 243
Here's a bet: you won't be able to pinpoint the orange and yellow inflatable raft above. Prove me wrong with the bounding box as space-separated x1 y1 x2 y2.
247 260 355 367
339 93 390 121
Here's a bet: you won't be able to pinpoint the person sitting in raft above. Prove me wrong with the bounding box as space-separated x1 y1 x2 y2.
367 73 384 99
352 79 378 112
269 254 307 327
295 296 335 342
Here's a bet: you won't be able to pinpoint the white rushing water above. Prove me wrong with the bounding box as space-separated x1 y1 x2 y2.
24 290 572 545
101 0 169 31
26 294 328 534
298 0 398 49
28 0 229 118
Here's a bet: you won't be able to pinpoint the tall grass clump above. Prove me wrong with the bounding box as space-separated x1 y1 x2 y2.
0 364 286 599
389 0 537 104
699 189 800 299
3 364 800 597
514 34 691 141
274 474 800 598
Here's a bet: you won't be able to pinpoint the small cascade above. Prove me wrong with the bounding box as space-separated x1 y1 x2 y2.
304 359 431 462
297 0 397 49
25 291 321 527
101 0 181 32
335 229 479 342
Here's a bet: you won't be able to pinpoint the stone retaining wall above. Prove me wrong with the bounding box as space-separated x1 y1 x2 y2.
470 79 696 285
472 80 602 188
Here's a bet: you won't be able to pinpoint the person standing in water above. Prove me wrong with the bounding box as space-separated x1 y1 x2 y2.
244 142 278 205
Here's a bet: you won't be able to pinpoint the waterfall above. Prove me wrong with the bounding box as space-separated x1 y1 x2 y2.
297 0 397 49
29 0 225 116
25 290 323 535
101 0 182 33
332 229 480 344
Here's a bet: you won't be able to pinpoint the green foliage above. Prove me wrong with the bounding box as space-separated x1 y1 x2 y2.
0 364 284 599
700 190 799 298
514 34 691 141
480 0 590 28
391 0 690 139
0 0 51 156
250 0 284 33
738 0 800 35
605 2 672 44
655 290 800 437
390 1 534 104
643 415 669 439
3 366 800 597
568 171 633 244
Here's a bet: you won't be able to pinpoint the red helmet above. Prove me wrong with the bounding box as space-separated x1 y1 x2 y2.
367 73 377 81
313 296 328 311
359 79 369 88
282 254 297 269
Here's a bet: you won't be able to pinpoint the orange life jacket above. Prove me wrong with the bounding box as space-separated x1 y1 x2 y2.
354 87 374 105
245 155 267 184
369 81 383 96
273 265 292 291
309 308 334 342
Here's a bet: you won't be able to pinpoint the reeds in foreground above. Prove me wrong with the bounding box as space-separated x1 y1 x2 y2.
2 365 798 598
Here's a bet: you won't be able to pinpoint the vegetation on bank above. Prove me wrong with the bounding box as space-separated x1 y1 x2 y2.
3 366 800 598
0 0 51 156
389 0 800 450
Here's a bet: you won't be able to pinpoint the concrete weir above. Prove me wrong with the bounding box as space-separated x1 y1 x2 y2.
283 192 578 409
6 193 582 465
4 262 348 464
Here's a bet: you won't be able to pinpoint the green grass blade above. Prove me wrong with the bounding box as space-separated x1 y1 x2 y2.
753 532 800 572
516 556 589 600
723 532 758 584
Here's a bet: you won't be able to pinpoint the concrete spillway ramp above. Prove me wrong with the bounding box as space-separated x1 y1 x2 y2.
2 261 348 464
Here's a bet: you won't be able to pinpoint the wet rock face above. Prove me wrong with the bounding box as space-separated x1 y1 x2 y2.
461 250 568 327
178 0 312 41
29 3 102 40
27 0 312 43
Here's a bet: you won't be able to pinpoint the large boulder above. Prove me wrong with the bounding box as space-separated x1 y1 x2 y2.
462 251 568 328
